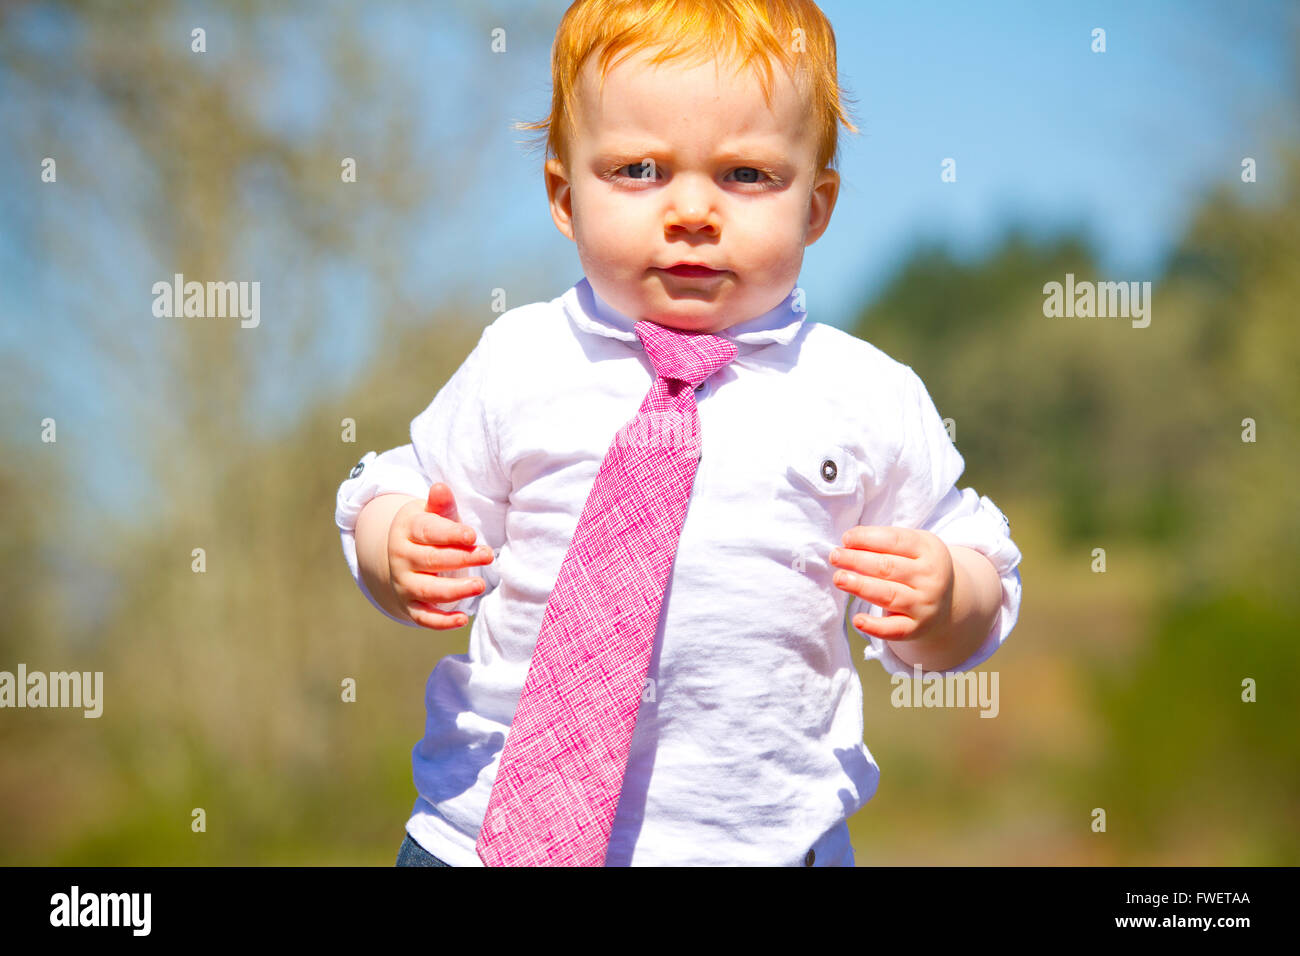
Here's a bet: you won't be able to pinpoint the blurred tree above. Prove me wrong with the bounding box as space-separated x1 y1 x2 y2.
852 150 1300 606
0 0 559 863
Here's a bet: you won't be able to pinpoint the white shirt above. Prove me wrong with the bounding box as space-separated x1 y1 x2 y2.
335 276 1023 866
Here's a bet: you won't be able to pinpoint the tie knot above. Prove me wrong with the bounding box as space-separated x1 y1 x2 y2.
634 319 739 388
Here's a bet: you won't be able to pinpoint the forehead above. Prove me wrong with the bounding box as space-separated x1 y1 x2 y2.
573 47 812 155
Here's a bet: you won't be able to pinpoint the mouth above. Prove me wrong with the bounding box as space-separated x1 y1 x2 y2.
661 263 725 279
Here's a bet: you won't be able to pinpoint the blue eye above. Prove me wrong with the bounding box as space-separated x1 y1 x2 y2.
726 166 782 187
620 161 658 181
606 162 781 188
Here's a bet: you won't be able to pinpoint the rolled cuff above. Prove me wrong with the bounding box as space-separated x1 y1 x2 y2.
858 488 1022 677
335 449 485 624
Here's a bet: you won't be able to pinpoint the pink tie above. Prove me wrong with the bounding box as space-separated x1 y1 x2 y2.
476 319 739 866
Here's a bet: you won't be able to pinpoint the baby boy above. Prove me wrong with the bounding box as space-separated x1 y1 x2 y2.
335 0 1022 866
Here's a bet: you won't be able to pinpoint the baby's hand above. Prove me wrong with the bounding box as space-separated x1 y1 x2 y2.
829 526 954 642
387 483 495 630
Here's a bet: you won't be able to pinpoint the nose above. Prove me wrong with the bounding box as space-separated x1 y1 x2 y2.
664 177 720 236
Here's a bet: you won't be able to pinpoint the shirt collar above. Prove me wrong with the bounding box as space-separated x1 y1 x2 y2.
560 276 807 349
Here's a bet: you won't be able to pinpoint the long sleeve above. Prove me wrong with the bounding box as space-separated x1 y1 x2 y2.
855 365 1023 676
335 322 511 625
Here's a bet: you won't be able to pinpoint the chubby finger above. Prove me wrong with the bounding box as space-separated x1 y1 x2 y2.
409 513 479 549
424 482 462 523
402 570 486 607
829 545 919 585
832 568 918 613
406 601 470 631
403 541 495 574
841 525 924 559
848 609 916 640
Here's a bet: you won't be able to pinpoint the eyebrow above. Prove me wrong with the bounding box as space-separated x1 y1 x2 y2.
594 143 789 165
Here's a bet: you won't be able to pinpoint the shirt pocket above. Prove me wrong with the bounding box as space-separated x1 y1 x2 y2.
785 436 862 498
780 434 870 539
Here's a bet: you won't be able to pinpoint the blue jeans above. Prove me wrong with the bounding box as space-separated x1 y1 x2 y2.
395 833 453 867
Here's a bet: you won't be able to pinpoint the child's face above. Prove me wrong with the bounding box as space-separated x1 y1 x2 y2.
545 47 840 335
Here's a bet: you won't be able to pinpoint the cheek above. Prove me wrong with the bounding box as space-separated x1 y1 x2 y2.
733 202 806 267
570 198 617 259
572 217 647 284
573 191 634 247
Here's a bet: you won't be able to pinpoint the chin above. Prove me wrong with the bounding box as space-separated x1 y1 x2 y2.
647 294 719 319
644 309 715 332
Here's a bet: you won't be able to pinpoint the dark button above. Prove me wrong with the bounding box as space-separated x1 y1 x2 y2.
349 461 365 479
804 848 815 866
820 459 837 482
694 381 704 392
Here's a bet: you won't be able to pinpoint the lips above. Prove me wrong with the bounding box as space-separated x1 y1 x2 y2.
663 264 722 278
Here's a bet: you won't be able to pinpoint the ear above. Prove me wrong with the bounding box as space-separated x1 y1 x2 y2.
545 157 576 242
805 167 840 247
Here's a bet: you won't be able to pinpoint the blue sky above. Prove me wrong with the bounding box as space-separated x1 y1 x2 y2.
2 0 1297 525
345 0 1300 346
490 0 1299 327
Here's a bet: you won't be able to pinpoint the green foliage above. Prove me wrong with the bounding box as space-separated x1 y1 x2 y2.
1087 591 1300 864
851 152 1300 603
